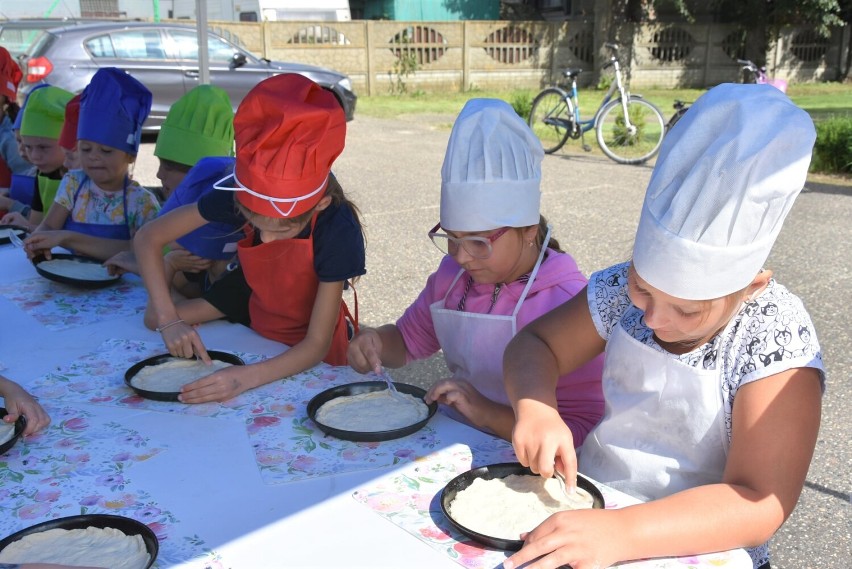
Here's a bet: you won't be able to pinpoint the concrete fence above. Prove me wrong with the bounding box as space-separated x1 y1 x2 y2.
194 19 849 95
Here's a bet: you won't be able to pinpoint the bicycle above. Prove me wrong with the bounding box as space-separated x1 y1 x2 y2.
737 59 788 92
527 43 666 165
665 59 787 133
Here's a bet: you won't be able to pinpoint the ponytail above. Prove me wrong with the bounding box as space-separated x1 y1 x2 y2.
535 214 564 253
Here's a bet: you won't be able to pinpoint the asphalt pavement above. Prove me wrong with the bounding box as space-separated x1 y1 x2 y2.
133 112 850 568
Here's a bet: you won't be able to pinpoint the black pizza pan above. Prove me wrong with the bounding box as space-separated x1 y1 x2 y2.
0 513 158 568
307 380 438 442
32 253 122 289
0 224 29 246
124 351 245 402
440 462 606 551
0 408 26 456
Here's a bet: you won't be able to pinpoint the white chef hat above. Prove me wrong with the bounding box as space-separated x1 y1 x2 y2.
440 98 543 231
632 83 816 300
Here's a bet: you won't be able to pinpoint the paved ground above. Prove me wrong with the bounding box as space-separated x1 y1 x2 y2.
133 113 850 568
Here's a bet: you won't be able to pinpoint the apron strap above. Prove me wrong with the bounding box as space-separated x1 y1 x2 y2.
511 223 551 319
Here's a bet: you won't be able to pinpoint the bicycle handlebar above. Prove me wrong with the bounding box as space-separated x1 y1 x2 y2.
605 42 619 53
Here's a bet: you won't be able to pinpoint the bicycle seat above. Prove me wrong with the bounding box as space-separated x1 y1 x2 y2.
562 68 582 79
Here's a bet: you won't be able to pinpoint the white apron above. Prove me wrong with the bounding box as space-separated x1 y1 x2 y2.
579 319 731 501
430 227 550 426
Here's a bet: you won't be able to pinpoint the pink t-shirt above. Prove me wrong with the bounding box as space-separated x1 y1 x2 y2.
397 251 605 446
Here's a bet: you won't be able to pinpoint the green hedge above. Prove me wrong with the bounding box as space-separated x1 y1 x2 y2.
811 115 852 175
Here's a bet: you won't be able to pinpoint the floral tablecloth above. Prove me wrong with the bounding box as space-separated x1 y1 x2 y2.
28 338 454 485
353 442 753 569
0 276 148 331
0 403 230 568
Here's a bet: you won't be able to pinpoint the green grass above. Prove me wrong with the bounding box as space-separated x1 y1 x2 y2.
357 83 852 123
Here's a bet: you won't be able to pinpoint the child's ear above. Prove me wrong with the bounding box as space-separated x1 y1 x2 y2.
314 195 333 212
745 269 773 300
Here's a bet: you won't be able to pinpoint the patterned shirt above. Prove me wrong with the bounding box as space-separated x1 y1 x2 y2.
55 169 160 237
587 262 825 568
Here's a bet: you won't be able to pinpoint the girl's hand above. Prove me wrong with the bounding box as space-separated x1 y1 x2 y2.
159 320 211 362
165 248 213 274
2 382 51 435
104 250 139 276
23 230 68 260
178 365 251 404
1 211 33 230
426 378 492 427
512 400 578 482
504 508 623 569
347 328 384 374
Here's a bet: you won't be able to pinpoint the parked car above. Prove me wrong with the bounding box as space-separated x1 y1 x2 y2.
0 18 109 62
17 21 357 130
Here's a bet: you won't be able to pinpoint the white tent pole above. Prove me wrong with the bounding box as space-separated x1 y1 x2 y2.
196 0 210 85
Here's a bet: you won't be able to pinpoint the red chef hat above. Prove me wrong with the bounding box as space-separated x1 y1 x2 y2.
59 94 82 151
0 47 22 102
213 73 346 218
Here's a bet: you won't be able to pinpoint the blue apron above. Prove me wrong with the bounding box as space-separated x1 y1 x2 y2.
9 173 36 206
62 174 131 240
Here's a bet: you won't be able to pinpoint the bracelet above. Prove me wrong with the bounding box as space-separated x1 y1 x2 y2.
155 319 185 333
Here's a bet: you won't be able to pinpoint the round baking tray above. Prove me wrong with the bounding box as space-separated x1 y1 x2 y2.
0 408 26 456
0 224 29 246
0 513 158 568
124 351 245 402
307 381 437 442
33 253 121 289
440 462 606 550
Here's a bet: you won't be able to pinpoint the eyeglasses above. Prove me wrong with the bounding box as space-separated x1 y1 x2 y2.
428 223 511 259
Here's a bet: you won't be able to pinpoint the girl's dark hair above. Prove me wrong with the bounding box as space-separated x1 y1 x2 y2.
534 214 564 253
236 172 367 282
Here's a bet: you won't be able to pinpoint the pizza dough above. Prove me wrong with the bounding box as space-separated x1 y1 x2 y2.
130 358 233 392
0 526 149 569
316 390 429 432
0 228 24 240
449 474 595 540
0 421 15 446
38 259 115 281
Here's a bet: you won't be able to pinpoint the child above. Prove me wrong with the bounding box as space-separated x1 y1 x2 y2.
153 84 234 199
105 84 237 288
135 74 365 404
348 99 604 442
502 84 824 569
0 47 30 200
24 67 159 262
1 373 50 435
0 85 72 230
0 84 45 223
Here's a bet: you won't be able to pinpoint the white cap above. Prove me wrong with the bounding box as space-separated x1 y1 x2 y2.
632 83 815 300
440 98 543 231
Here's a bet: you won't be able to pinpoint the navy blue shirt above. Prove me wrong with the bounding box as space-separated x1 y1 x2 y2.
196 176 366 283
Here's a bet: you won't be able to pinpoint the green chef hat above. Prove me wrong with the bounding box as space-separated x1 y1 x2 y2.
155 85 235 167
20 86 74 139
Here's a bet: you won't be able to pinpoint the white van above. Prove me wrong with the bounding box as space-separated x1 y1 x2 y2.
171 0 351 22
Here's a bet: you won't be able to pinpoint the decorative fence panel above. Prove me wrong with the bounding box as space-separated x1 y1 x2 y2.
181 19 849 96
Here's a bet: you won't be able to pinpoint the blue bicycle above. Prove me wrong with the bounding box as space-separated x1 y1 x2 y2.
528 43 666 165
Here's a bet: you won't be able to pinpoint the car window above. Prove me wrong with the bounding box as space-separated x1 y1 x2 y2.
0 27 48 58
169 30 240 64
87 30 168 60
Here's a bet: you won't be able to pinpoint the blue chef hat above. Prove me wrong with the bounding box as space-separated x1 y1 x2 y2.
159 156 244 260
77 67 152 155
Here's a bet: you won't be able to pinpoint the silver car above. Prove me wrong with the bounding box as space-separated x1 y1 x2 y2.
17 21 357 130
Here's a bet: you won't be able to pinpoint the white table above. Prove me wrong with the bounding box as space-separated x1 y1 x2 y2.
0 244 753 569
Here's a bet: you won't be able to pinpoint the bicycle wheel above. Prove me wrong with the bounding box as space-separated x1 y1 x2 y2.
595 96 666 165
528 88 574 154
